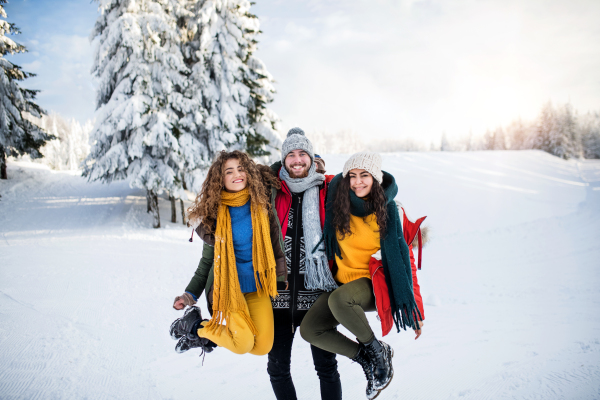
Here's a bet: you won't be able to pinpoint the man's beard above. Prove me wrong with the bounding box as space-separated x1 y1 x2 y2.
285 164 310 178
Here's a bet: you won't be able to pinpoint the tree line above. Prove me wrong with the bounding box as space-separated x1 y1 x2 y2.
440 102 600 159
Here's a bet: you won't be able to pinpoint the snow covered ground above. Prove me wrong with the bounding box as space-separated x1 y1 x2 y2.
1 150 599 400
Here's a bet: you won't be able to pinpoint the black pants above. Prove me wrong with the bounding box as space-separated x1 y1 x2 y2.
267 321 342 400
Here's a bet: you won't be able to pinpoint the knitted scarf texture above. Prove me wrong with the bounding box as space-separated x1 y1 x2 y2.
323 172 422 332
204 188 278 337
280 162 338 291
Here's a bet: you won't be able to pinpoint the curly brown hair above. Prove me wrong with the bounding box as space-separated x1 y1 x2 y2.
332 174 388 239
187 150 279 234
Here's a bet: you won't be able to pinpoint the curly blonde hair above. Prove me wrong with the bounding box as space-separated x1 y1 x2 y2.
187 150 280 234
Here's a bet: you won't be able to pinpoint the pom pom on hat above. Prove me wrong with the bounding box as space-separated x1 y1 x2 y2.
342 151 383 184
287 127 306 138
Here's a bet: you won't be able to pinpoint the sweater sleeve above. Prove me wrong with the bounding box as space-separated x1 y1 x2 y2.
409 244 425 320
184 243 215 299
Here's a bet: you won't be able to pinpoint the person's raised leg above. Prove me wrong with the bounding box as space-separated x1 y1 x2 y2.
245 291 275 356
299 291 359 359
197 311 255 354
327 277 377 344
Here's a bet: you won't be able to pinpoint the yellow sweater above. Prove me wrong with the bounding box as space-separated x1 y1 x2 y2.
335 213 381 284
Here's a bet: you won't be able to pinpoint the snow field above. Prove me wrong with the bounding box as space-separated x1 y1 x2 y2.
1 150 599 399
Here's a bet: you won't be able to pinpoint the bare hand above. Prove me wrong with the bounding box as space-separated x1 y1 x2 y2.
414 321 424 340
173 298 185 310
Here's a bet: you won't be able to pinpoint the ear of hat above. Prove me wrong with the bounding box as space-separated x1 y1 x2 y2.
343 151 383 184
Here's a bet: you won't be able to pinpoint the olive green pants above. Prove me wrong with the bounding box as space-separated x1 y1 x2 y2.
300 277 377 359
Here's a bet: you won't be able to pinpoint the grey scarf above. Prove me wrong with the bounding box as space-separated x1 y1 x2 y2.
280 162 338 291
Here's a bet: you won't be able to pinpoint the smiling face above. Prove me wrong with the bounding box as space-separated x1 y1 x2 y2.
348 168 374 198
222 158 247 192
284 149 312 178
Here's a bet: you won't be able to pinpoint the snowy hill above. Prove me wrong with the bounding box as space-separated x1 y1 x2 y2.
1 151 599 400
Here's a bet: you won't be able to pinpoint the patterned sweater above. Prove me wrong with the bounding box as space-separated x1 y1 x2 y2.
271 191 323 329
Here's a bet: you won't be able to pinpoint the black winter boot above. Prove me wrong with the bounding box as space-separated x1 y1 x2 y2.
351 345 378 400
363 338 394 392
170 306 217 355
169 306 202 340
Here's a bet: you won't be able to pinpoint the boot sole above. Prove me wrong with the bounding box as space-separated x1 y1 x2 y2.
370 370 394 400
170 319 183 340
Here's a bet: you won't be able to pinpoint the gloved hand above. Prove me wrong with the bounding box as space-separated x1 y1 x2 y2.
173 292 196 310
314 155 326 174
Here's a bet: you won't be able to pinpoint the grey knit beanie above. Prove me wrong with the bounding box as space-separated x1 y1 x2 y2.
342 151 383 184
281 127 314 164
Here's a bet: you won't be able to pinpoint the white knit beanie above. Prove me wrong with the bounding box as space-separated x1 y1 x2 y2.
342 151 383 184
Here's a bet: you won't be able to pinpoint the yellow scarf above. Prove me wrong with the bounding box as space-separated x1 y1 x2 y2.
203 188 278 337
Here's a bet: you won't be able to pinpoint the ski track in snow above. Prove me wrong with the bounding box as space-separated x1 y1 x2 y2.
1 151 599 400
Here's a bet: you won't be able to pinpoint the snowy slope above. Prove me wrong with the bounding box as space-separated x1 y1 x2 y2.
1 151 599 400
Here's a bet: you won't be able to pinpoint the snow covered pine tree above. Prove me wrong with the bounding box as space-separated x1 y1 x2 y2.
175 0 281 193
533 102 582 160
84 0 189 228
0 0 51 180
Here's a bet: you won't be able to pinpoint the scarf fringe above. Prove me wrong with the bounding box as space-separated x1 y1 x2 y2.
392 301 423 332
255 267 279 298
304 255 338 291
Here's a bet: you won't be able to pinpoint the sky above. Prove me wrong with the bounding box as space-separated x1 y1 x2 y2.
5 0 600 144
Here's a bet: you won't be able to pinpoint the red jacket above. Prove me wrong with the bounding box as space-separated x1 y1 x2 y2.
274 169 334 237
369 208 426 336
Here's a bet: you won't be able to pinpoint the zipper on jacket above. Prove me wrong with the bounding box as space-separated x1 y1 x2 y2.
281 181 294 332
290 193 302 332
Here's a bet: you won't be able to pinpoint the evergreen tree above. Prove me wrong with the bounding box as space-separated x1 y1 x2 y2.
482 129 494 150
176 0 281 192
581 111 600 159
34 113 92 171
84 0 189 228
533 102 580 160
440 131 450 151
557 103 582 159
492 127 506 150
465 130 473 151
0 0 51 179
506 118 532 150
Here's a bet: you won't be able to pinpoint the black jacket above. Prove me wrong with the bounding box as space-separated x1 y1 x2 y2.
271 190 324 329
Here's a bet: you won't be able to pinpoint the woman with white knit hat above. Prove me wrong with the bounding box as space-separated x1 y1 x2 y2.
300 151 426 400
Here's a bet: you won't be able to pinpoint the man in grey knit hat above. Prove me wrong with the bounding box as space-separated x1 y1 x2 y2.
267 127 341 400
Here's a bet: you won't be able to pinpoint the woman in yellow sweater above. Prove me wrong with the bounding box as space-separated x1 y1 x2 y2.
300 152 424 400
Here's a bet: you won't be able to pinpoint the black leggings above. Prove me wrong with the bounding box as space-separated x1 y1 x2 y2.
268 321 341 400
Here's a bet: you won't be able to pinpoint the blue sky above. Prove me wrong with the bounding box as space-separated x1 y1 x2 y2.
5 0 97 123
4 0 600 143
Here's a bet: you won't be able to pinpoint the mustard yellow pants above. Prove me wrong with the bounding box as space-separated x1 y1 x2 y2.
198 291 274 355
